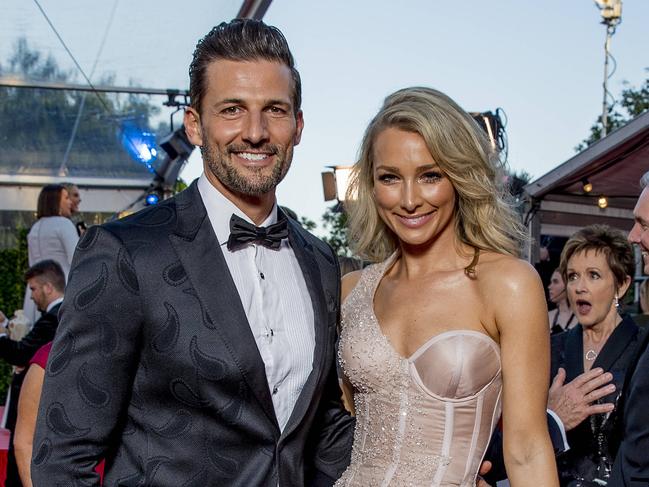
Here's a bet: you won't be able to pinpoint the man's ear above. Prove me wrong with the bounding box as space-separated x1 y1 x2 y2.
293 110 304 146
184 107 203 147
42 281 54 297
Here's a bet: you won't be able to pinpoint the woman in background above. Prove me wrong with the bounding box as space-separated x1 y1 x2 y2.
548 268 577 334
23 184 78 322
336 86 558 486
14 343 104 486
551 224 646 486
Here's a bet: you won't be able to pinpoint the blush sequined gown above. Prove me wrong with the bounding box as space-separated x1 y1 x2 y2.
336 257 503 487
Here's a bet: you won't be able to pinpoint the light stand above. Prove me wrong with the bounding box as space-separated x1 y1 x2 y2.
594 0 623 137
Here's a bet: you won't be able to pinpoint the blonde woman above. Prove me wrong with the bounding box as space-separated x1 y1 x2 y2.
336 87 558 486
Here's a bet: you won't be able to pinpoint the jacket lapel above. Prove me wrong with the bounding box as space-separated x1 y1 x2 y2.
592 315 639 372
167 183 279 431
564 325 585 381
281 219 331 438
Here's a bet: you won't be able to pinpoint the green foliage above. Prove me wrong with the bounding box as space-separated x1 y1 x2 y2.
299 216 317 232
173 178 188 194
577 69 649 151
320 204 352 257
0 229 29 401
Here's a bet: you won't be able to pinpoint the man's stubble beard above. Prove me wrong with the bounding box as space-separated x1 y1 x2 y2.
201 140 293 197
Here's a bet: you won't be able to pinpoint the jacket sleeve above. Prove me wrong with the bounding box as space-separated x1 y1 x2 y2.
609 346 649 486
0 313 58 366
31 225 143 486
306 251 355 486
307 361 355 486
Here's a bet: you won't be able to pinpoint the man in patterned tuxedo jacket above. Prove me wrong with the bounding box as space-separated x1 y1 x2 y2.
32 19 354 487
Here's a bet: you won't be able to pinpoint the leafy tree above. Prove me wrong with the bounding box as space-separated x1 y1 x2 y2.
0 230 29 400
320 203 351 257
577 69 649 150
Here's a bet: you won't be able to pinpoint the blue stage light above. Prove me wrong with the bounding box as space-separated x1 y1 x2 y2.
145 193 160 206
119 119 159 172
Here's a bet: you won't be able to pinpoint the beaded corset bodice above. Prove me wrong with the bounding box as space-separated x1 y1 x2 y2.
336 258 502 487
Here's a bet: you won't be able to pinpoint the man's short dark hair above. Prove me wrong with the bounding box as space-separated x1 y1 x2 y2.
24 260 65 293
189 18 301 115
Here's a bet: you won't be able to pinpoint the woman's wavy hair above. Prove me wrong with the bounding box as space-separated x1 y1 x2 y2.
559 224 634 294
346 87 526 262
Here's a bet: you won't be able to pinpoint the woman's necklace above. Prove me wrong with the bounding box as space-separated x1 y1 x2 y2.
585 349 598 361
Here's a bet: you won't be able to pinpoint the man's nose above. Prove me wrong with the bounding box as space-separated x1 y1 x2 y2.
242 112 269 145
629 222 642 244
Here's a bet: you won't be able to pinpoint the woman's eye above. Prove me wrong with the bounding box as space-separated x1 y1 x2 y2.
589 272 601 279
421 171 442 182
567 273 578 281
377 174 398 183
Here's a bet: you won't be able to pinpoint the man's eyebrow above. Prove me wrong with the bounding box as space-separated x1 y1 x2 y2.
218 98 243 105
213 98 292 107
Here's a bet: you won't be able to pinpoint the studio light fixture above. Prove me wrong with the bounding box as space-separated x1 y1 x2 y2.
582 178 593 193
322 165 355 202
597 195 608 209
119 119 159 171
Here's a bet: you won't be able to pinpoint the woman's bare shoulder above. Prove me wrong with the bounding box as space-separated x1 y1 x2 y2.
341 270 363 302
477 252 542 294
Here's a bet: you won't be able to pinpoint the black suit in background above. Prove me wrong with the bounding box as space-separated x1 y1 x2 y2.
551 316 647 486
608 329 649 486
1 301 61 487
32 182 354 487
0 302 61 368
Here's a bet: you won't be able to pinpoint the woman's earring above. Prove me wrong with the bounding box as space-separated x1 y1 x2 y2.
614 294 620 309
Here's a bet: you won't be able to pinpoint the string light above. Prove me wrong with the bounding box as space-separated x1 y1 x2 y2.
597 195 608 209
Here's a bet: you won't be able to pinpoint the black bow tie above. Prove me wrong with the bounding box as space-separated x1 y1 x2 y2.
227 214 288 251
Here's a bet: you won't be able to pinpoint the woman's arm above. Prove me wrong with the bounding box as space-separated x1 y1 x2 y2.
490 258 559 486
14 364 45 487
339 270 363 415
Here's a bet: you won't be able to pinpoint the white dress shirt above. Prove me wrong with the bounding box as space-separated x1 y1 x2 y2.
197 174 315 432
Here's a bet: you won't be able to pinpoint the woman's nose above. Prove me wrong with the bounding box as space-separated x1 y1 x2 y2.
400 182 421 212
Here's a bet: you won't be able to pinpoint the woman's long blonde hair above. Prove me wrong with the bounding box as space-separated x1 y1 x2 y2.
346 87 526 262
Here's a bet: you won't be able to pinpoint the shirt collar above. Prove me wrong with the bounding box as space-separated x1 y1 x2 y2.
197 173 278 247
46 297 64 313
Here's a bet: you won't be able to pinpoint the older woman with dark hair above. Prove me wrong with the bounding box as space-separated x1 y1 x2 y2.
22 184 78 322
552 224 647 486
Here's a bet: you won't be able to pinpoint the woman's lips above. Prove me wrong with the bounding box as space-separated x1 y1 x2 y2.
575 299 592 315
395 211 434 228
